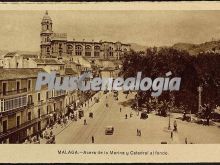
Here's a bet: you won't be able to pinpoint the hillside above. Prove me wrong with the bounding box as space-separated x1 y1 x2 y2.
130 43 148 51
173 40 220 55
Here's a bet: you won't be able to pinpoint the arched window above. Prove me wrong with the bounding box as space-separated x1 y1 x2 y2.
85 45 92 57
109 47 114 57
75 45 83 56
67 45 73 55
94 45 100 57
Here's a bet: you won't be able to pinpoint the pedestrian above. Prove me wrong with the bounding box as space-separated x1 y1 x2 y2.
50 130 53 137
207 115 210 126
92 136 94 143
130 112 133 118
171 131 173 140
185 137 188 144
84 119 87 125
125 114 127 119
173 120 177 132
139 129 141 136
120 107 121 112
137 129 139 136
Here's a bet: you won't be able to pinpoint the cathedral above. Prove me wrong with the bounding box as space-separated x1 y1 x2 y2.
40 11 131 60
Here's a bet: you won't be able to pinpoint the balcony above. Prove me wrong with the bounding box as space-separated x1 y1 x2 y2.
27 102 34 108
0 88 27 98
53 90 66 98
0 117 40 141
47 98 54 103
37 100 44 106
0 95 27 117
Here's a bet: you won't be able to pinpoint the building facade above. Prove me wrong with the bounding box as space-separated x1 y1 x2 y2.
0 68 78 143
40 11 131 60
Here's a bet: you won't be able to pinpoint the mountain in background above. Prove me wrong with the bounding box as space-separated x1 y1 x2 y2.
129 43 148 51
172 40 220 55
1 40 220 58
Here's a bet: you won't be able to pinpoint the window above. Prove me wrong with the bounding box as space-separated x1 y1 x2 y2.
75 45 83 56
94 46 100 57
2 82 7 96
38 109 41 118
109 47 114 57
60 66 64 70
16 81 20 92
85 45 92 57
46 91 49 99
47 47 50 53
94 52 100 57
28 80 31 90
28 112 31 121
17 116 20 127
67 45 73 55
28 95 33 104
2 120 7 133
37 93 41 102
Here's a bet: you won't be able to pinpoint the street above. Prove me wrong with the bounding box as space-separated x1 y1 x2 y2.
51 91 220 144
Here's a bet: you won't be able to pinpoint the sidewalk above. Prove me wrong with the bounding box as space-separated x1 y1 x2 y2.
39 91 104 144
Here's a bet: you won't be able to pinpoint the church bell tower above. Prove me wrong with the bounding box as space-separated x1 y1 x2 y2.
40 11 53 58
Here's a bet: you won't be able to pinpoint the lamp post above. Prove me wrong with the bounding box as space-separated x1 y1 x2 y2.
197 86 203 113
168 94 175 130
168 102 171 130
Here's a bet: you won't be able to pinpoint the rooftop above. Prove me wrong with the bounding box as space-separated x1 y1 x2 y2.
4 52 17 58
0 68 45 80
65 68 78 75
32 58 64 65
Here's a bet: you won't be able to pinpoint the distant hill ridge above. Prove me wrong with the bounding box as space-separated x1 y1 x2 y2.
172 40 220 55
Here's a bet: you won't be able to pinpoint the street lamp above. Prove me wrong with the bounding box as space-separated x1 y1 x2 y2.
168 102 171 130
197 86 203 113
168 94 175 130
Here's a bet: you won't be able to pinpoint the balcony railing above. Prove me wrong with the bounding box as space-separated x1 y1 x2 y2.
0 95 27 115
0 88 27 97
0 117 40 141
27 102 34 108
53 90 66 98
37 100 44 106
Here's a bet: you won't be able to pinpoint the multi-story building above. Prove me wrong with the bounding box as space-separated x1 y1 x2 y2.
0 68 47 143
40 11 131 60
0 67 79 143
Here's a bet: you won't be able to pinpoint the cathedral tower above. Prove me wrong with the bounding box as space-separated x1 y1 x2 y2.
40 11 53 58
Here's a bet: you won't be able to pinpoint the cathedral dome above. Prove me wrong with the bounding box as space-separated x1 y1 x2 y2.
42 11 52 23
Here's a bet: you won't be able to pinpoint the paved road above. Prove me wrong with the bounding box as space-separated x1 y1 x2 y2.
54 91 220 144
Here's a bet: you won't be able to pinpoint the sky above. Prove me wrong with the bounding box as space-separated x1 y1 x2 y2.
1 10 220 51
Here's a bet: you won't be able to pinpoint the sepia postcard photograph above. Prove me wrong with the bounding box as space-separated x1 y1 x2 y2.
0 2 219 163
